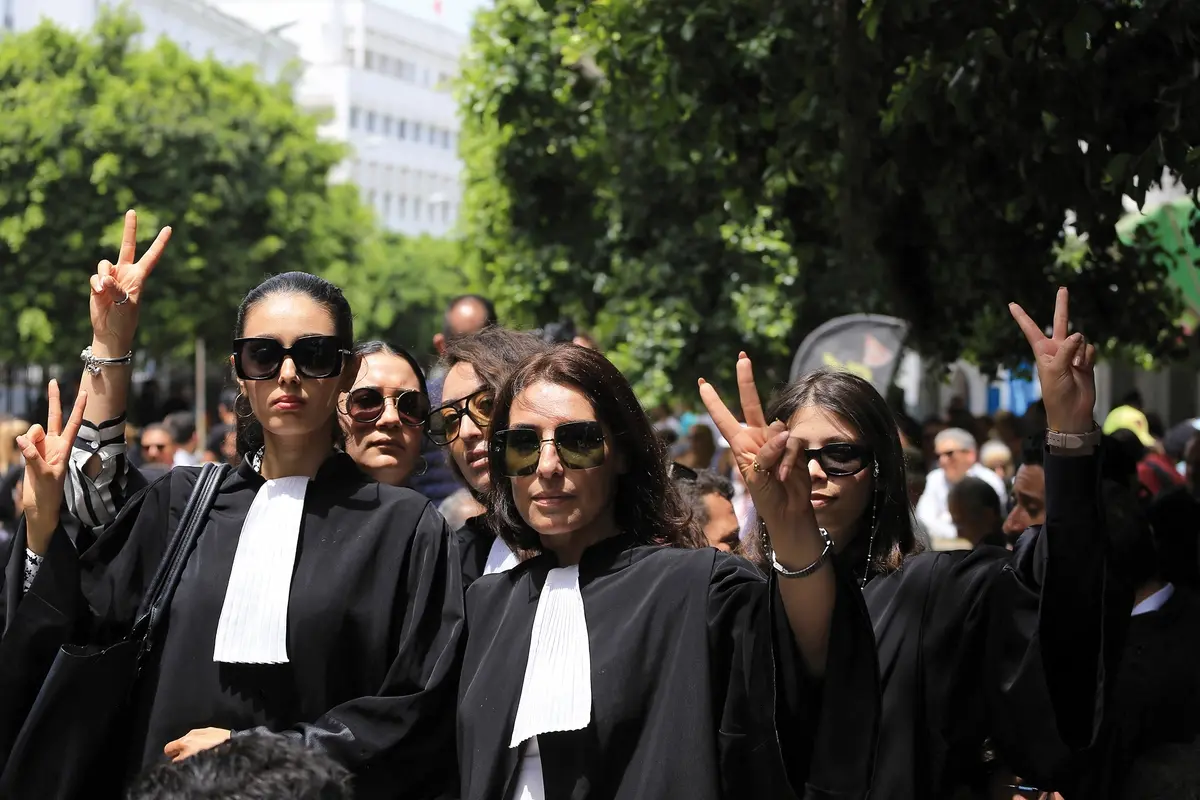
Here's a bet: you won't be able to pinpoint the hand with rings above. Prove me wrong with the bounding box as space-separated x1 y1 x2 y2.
89 210 172 358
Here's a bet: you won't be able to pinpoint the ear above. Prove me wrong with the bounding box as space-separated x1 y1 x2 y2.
433 332 446 355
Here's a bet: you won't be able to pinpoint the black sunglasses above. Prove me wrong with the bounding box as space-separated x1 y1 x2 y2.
232 336 350 381
492 421 607 477
669 462 699 481
427 389 494 446
341 387 430 426
803 443 873 476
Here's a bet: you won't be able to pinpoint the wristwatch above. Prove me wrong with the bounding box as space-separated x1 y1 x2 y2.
1046 425 1101 450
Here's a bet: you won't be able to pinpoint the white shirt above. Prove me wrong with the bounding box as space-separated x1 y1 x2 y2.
915 463 1008 540
515 736 546 800
1132 583 1175 617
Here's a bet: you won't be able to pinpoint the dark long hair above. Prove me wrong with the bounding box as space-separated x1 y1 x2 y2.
766 369 920 579
234 272 354 457
353 340 429 397
486 345 696 554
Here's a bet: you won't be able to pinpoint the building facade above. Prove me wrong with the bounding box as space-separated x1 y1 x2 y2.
214 0 466 237
4 0 299 83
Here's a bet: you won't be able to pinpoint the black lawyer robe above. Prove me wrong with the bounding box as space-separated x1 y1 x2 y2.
456 515 498 590
457 534 880 800
0 453 464 799
861 451 1126 799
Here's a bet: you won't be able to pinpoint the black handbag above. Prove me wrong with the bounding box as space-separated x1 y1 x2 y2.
0 462 230 800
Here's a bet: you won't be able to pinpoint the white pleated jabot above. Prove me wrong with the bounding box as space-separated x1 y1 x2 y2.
483 536 520 576
509 565 593 748
212 476 309 664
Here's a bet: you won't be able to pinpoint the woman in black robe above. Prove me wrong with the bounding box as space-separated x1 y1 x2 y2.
744 288 1122 798
0 223 463 799
458 344 880 799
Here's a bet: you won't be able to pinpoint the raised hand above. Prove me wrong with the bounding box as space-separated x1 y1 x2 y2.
699 353 820 550
17 380 88 554
90 210 172 357
1009 287 1096 434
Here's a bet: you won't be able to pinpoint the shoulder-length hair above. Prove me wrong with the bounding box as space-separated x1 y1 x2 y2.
766 369 921 578
486 345 696 554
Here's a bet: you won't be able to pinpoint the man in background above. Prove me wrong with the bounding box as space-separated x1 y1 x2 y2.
164 411 200 467
139 423 177 471
916 428 1007 541
677 469 742 554
947 476 1009 548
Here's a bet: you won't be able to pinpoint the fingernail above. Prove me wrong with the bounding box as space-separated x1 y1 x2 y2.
697 378 706 386
778 466 789 482
1073 355 1083 367
738 351 748 360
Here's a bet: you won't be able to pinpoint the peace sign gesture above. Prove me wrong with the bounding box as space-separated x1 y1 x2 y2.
91 210 172 356
699 353 821 550
18 380 88 555
1009 287 1096 434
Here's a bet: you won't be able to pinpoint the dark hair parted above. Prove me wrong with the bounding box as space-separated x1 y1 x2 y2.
234 272 354 457
486 345 696 554
354 340 429 397
676 468 735 529
438 326 548 396
766 369 921 578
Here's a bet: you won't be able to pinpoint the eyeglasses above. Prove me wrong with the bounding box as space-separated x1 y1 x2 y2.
804 443 873 476
427 389 494 445
669 462 699 481
232 336 349 381
936 448 967 460
492 421 607 477
341 387 430 426
141 442 169 451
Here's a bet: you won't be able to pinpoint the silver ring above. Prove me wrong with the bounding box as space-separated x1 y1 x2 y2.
114 289 130 306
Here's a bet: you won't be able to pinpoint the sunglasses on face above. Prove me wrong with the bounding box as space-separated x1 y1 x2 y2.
232 336 349 381
492 421 607 477
427 389 495 446
803 443 873 476
341 387 430 426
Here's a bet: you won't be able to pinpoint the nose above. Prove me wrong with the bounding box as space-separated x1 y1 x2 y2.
278 356 299 384
459 413 483 443
808 457 827 481
536 440 563 479
1003 505 1026 535
377 398 401 428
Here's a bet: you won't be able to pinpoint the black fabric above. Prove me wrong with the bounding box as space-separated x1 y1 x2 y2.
0 453 464 799
0 463 227 800
457 534 879 800
456 514 497 590
861 451 1126 799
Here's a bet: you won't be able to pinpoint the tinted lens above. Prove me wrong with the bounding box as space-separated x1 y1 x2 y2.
427 406 461 445
467 391 495 427
292 337 344 378
238 339 284 379
395 391 431 425
347 388 386 423
497 428 541 477
555 422 606 469
817 444 869 475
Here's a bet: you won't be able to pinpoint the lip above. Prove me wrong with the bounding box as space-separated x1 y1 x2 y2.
369 438 405 452
532 494 573 506
272 395 305 410
467 451 489 469
810 494 835 507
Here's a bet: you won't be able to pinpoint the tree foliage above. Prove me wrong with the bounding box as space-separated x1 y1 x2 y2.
0 12 370 363
459 0 1200 403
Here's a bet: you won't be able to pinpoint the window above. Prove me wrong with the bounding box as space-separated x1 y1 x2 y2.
349 106 361 129
441 203 449 224
397 119 407 140
364 50 375 70
344 47 356 65
367 189 377 208
413 123 423 142
422 68 431 87
366 111 377 132
441 130 451 149
413 197 422 219
428 203 435 222
399 61 416 82
398 194 408 220
428 126 437 144
382 115 393 136
378 54 389 73
382 193 392 219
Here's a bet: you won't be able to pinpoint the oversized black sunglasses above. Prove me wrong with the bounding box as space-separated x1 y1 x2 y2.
232 336 350 381
804 443 873 476
340 387 430 426
427 389 494 446
492 421 607 477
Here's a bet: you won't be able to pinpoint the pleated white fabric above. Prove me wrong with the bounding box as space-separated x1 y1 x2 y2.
483 535 520 576
509 565 592 748
212 476 309 664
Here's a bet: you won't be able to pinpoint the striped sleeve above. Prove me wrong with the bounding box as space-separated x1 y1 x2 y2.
66 413 128 529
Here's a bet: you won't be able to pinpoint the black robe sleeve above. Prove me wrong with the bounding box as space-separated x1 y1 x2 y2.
709 555 879 800
234 502 465 799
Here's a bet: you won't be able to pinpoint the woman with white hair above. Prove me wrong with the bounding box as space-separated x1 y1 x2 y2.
980 440 1015 482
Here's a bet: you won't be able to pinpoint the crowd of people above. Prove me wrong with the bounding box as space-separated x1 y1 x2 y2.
0 210 1194 800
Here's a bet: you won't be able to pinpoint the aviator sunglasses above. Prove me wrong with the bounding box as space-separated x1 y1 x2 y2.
802 443 873 476
491 421 607 477
232 336 350 381
341 387 431 426
426 389 495 446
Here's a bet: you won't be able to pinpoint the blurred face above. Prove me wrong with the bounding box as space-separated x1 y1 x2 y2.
702 493 741 553
220 429 238 465
233 294 354 447
788 405 874 548
140 429 176 466
503 381 623 557
937 440 976 483
983 454 1013 482
340 352 426 486
440 362 495 494
1004 464 1045 536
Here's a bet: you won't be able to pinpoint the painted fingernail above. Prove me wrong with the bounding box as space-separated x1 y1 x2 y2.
738 351 748 360
697 378 707 386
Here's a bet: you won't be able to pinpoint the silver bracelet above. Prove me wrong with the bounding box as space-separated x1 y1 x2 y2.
762 520 835 579
81 346 133 376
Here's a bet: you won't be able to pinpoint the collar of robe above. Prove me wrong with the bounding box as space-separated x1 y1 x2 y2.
520 530 641 602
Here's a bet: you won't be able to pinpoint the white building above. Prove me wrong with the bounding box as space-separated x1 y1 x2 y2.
213 0 467 236
3 0 300 83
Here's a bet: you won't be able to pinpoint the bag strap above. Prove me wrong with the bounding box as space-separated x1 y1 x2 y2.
131 462 230 659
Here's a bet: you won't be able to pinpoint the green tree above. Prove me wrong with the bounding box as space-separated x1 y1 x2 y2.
0 11 371 364
459 0 1200 404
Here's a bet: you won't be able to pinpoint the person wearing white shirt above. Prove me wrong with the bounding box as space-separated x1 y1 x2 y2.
916 428 1007 540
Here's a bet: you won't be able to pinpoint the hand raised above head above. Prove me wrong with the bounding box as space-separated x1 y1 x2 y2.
1009 286 1096 435
90 209 172 355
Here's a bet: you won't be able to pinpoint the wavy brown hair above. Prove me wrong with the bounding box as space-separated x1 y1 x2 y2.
766 369 922 579
486 345 698 553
